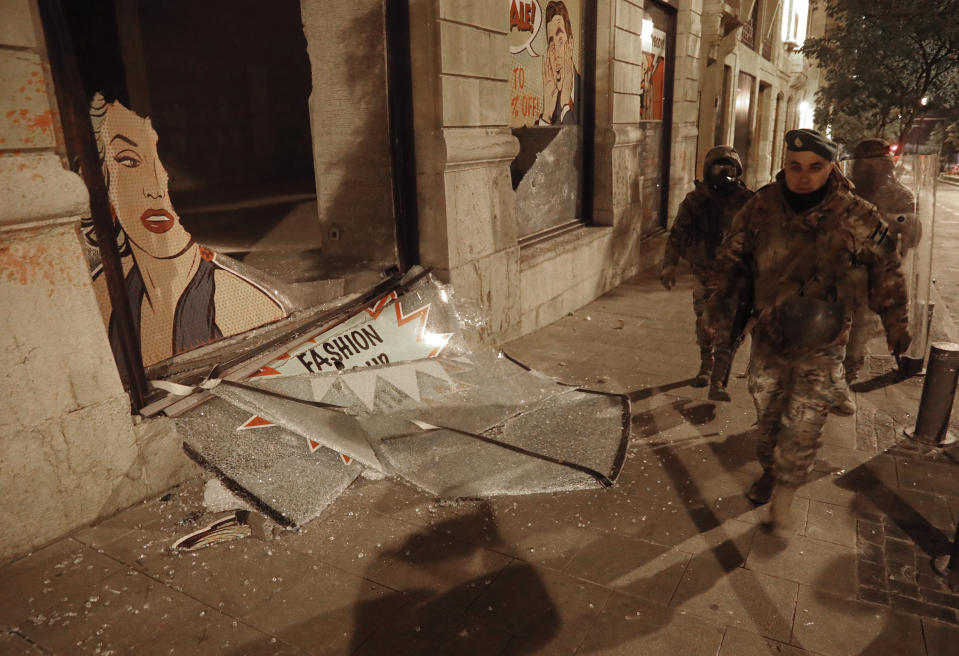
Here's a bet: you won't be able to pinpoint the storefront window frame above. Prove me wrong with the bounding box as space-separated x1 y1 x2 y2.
512 0 598 244
40 0 420 411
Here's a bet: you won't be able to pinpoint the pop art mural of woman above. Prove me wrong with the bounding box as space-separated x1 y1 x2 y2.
82 94 287 368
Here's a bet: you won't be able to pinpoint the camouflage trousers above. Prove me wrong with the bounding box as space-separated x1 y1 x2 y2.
844 304 882 380
692 280 712 351
747 339 848 487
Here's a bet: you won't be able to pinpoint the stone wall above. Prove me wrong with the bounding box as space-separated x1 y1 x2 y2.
411 0 522 344
413 0 670 344
670 0 702 219
0 0 195 562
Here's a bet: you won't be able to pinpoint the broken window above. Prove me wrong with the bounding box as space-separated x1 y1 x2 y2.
167 270 630 527
509 0 587 241
60 1 410 397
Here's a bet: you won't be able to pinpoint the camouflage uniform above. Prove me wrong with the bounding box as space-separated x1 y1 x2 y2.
707 168 909 486
662 146 753 380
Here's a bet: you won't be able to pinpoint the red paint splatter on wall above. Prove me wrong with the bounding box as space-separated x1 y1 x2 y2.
27 110 53 133
0 247 31 285
0 240 78 288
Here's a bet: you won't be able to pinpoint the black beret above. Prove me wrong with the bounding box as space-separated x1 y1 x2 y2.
785 128 838 162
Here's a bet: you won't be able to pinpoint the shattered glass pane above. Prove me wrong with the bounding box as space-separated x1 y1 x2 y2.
176 397 359 527
173 271 630 524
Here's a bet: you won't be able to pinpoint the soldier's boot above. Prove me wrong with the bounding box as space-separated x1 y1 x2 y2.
746 469 775 505
692 349 713 387
844 356 864 383
707 350 731 402
768 483 797 536
832 366 857 416
831 394 856 416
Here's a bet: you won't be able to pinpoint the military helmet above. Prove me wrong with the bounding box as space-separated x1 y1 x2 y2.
853 138 893 160
704 145 743 178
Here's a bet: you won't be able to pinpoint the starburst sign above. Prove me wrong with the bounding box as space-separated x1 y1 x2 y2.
237 292 453 445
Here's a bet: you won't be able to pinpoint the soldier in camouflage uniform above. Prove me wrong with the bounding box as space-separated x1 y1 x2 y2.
843 138 918 387
661 146 753 387
705 129 910 533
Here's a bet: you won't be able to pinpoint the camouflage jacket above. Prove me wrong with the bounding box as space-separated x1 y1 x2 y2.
663 180 754 281
705 168 908 352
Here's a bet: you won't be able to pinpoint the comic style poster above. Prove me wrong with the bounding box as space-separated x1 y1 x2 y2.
81 94 289 369
640 17 667 121
509 0 583 128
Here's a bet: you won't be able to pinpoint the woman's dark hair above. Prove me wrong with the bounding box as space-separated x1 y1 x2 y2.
81 92 130 257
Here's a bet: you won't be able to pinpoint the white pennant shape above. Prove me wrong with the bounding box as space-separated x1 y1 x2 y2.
377 365 423 403
309 376 337 403
417 359 454 385
339 368 380 412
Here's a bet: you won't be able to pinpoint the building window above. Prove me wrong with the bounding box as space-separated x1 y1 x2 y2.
772 93 784 177
637 1 675 234
62 0 407 385
740 0 759 50
782 0 809 47
509 0 586 241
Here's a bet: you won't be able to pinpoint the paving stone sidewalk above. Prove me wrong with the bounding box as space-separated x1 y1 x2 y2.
3 264 959 655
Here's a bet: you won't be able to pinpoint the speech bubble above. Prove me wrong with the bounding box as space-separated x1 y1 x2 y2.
509 0 543 57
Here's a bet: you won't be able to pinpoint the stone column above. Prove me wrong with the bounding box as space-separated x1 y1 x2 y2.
410 0 521 345
671 0 704 220
0 0 193 560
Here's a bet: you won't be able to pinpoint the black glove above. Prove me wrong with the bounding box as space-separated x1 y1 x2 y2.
886 325 912 357
660 266 676 290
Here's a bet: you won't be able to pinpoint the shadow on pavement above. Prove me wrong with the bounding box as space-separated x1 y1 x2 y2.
804 555 926 655
569 396 806 651
228 504 560 654
628 378 697 402
630 397 717 439
851 369 905 393
349 504 564 654
572 436 804 652
840 460 952 559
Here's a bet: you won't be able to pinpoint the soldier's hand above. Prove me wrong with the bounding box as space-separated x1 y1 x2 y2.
660 266 676 290
887 327 912 357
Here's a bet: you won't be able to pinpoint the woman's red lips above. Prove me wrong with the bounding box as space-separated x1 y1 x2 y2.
140 209 175 234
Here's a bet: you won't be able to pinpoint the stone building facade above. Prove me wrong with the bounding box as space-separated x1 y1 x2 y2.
692 0 820 189
0 0 195 561
0 0 821 559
